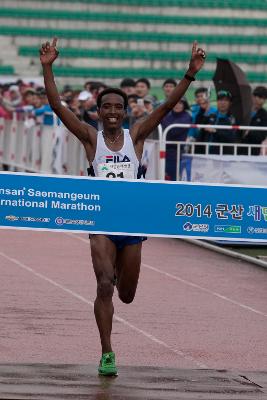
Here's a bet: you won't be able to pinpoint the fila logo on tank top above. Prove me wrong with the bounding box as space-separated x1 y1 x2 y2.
90 129 141 179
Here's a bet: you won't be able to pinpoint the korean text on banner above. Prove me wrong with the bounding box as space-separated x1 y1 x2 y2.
0 172 267 242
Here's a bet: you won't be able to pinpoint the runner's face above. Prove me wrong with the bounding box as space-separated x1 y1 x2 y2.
98 93 126 130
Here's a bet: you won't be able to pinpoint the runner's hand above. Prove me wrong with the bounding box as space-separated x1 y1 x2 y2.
188 41 206 75
39 38 59 65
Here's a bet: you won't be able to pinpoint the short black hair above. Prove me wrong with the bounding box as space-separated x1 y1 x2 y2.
36 87 46 96
127 94 138 102
97 88 128 110
179 96 190 110
135 78 151 89
253 86 267 99
63 84 73 92
120 78 136 88
195 87 208 96
162 79 177 87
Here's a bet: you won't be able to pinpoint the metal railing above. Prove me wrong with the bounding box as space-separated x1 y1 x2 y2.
158 123 267 180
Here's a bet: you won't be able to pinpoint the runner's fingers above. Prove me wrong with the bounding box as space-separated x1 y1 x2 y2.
197 48 206 59
192 40 197 54
52 37 58 47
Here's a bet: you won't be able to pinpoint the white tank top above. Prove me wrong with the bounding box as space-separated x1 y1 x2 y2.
91 129 141 180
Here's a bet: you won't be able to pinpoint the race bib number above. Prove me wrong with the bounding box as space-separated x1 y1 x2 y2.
97 162 135 179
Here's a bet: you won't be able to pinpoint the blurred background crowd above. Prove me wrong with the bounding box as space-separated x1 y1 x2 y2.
0 75 266 180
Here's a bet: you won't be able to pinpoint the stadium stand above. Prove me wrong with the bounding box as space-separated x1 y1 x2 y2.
7 0 267 9
0 1 267 83
0 66 14 75
19 46 267 66
1 9 267 27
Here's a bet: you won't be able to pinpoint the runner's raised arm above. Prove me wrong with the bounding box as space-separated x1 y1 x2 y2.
131 41 206 143
40 38 96 148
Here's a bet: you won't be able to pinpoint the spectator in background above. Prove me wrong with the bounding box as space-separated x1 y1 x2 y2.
143 95 155 114
84 80 94 93
83 81 107 130
161 97 192 180
0 85 22 113
90 81 107 97
143 95 158 139
156 79 177 107
61 85 73 104
23 88 41 109
121 93 138 129
120 78 136 96
78 90 98 129
32 88 60 172
135 78 151 99
187 90 217 153
241 86 267 155
7 85 22 107
191 87 210 117
127 94 139 109
128 96 147 128
162 79 177 100
207 90 237 155
0 85 12 118
68 91 82 120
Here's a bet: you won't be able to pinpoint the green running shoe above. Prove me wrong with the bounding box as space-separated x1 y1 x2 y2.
98 352 118 376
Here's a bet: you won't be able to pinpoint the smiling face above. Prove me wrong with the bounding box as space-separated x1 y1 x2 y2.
98 93 126 132
135 82 149 98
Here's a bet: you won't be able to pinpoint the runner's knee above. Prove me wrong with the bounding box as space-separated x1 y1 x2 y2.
97 277 114 299
118 289 136 304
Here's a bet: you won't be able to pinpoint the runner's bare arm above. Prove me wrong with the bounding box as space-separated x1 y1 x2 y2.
40 38 96 145
131 42 206 143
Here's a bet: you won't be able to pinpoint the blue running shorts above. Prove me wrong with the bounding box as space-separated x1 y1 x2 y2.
89 234 147 250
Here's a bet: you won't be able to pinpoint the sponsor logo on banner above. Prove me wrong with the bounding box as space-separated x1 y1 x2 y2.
20 217 50 223
247 226 267 234
55 217 95 226
5 215 50 223
55 217 64 226
5 215 19 221
214 225 241 234
183 222 209 232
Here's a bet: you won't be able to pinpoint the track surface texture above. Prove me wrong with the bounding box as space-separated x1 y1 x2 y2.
0 230 266 399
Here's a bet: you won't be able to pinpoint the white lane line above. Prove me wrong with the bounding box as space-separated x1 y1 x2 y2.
141 263 267 319
0 251 208 369
67 233 267 319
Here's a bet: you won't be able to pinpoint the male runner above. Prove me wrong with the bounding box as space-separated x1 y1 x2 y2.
40 38 206 376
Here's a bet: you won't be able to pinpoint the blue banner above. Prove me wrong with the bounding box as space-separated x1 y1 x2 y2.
0 172 267 242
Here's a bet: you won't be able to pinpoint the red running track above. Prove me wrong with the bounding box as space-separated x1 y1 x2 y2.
0 229 266 371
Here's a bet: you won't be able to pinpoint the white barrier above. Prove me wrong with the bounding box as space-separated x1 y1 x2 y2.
159 123 267 180
0 113 158 178
1 115 266 183
0 113 87 176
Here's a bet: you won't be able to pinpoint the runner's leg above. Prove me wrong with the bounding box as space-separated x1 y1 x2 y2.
115 242 142 304
90 235 116 354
